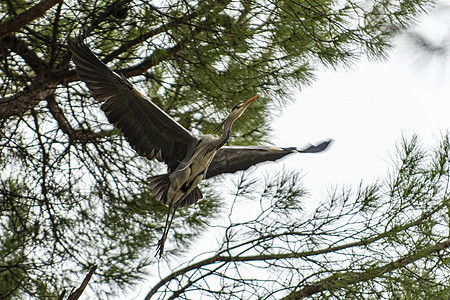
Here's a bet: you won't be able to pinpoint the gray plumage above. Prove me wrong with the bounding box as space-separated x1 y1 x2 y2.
69 37 331 257
206 141 332 178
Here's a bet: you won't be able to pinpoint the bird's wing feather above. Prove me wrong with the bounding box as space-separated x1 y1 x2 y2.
69 38 199 171
206 140 332 178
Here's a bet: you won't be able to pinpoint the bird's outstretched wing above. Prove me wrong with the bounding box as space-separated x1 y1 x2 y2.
205 140 332 178
69 37 199 171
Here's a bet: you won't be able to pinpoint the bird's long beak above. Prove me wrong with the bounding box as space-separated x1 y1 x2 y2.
243 94 259 107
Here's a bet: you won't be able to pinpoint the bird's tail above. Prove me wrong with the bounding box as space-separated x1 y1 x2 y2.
147 174 204 208
147 174 170 205
179 187 203 207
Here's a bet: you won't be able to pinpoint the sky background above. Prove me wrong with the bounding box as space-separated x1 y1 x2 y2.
129 2 450 298
272 5 450 198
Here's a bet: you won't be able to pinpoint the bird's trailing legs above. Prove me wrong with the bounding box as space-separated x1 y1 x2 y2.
155 206 177 258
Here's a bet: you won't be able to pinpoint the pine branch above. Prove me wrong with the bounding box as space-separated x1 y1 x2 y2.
0 0 63 39
0 34 46 76
119 1 231 78
0 82 57 119
282 239 450 299
102 2 214 63
46 95 105 144
85 0 134 36
146 199 448 298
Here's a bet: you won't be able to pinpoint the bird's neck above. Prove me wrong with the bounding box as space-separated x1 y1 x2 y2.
216 118 233 149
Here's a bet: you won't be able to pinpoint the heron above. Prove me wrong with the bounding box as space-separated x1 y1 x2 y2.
69 37 331 257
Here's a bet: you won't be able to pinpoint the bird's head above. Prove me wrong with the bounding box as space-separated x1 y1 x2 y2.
226 94 259 123
214 94 259 145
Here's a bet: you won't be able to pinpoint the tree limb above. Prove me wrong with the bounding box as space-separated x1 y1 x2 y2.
146 201 447 298
84 0 133 36
58 265 97 300
0 34 46 76
0 0 63 39
46 95 104 144
1 8 204 119
282 238 450 299
102 1 220 63
0 82 57 119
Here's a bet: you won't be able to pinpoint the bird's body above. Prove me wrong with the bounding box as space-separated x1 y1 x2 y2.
69 37 331 257
149 134 220 208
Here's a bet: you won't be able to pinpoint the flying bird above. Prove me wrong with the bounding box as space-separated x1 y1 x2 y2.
69 37 331 257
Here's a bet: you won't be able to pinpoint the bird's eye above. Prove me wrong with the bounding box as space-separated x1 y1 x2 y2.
231 104 239 112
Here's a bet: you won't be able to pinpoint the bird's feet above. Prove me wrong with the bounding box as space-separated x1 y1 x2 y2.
155 236 166 258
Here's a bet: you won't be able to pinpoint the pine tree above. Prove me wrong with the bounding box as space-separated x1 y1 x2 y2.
147 135 450 299
0 0 435 297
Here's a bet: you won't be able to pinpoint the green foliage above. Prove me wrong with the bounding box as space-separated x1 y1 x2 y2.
0 0 436 297
0 178 60 298
148 135 450 299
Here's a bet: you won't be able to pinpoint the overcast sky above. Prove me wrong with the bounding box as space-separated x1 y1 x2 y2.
272 6 450 199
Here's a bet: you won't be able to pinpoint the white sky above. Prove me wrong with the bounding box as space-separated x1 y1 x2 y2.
273 20 450 197
127 3 450 299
